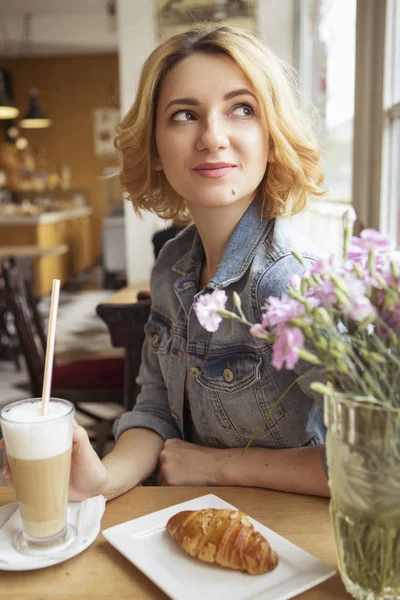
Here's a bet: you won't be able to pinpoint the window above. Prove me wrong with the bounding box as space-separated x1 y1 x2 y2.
293 0 356 257
381 0 400 242
297 0 357 203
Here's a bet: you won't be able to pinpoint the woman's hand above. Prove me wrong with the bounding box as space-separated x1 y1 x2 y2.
158 438 222 486
68 422 109 501
0 438 13 487
1 425 108 500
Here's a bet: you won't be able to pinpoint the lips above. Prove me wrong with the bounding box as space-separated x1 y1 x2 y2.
193 162 236 179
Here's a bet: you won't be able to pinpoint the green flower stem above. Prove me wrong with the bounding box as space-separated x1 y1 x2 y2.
233 292 247 323
343 226 351 260
291 250 305 266
217 309 251 327
368 249 375 275
242 366 317 452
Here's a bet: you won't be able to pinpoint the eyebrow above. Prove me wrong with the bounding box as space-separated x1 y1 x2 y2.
164 88 257 112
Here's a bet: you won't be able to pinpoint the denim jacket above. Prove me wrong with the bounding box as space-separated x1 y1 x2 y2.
114 199 326 449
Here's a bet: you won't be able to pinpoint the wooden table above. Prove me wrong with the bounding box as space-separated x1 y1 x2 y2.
0 486 351 599
96 282 150 410
0 244 68 260
102 281 150 305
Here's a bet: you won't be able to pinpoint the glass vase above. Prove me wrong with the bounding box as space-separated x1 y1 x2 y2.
324 392 400 600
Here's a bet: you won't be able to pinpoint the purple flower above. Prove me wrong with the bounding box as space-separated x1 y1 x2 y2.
289 274 301 290
348 295 376 321
347 244 365 264
343 277 376 321
193 289 227 333
381 306 400 330
314 279 336 307
310 259 326 276
351 230 395 254
262 295 305 329
272 327 305 370
343 206 357 229
304 296 321 309
250 324 267 338
310 256 341 277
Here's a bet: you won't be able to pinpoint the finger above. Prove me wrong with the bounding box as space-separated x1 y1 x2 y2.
72 421 90 445
2 455 13 484
4 448 10 469
157 465 167 486
164 437 183 448
1 439 10 469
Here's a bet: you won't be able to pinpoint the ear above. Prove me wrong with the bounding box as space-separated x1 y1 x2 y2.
152 154 163 171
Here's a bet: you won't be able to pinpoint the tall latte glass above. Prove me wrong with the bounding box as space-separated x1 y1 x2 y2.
0 398 75 556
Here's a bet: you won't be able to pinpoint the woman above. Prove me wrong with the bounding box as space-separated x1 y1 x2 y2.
3 25 329 499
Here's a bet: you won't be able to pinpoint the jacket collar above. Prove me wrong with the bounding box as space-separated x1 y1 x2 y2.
172 198 274 289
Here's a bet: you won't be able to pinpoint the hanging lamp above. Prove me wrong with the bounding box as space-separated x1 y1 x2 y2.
0 71 19 120
19 88 52 129
18 14 52 129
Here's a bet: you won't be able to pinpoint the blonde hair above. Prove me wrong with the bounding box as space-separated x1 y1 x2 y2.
115 24 324 222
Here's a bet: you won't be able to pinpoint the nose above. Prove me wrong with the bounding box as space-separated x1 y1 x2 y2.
195 116 229 152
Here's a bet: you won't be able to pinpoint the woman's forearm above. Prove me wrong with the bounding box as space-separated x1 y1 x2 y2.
101 427 164 500
215 445 330 497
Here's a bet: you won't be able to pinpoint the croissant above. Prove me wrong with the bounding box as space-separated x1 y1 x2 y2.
166 508 278 575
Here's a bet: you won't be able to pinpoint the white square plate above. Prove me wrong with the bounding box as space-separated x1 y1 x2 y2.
102 494 335 600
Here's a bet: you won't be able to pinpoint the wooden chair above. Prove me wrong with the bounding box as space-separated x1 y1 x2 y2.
2 258 126 457
96 294 151 412
0 258 47 370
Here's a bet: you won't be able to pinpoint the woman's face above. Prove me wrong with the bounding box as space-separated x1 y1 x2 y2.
154 52 273 212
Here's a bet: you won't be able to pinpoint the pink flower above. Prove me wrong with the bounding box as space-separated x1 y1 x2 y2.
343 206 357 229
381 306 400 330
193 289 228 333
289 274 301 289
310 259 326 276
348 295 376 321
347 245 364 263
250 324 267 338
310 256 341 277
262 296 305 328
350 230 395 255
272 327 305 370
314 279 336 306
344 277 376 321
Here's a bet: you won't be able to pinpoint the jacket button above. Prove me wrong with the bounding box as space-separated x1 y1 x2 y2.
207 437 218 447
152 334 159 346
172 348 184 358
223 368 234 383
171 411 179 421
189 367 200 379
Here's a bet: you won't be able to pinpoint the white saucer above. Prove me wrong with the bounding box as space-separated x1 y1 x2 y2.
0 501 100 571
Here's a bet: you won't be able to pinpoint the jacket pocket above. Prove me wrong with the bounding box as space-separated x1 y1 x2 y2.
197 350 285 446
197 351 261 392
146 313 172 354
145 313 172 382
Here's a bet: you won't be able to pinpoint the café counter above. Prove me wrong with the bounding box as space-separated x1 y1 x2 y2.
0 206 93 296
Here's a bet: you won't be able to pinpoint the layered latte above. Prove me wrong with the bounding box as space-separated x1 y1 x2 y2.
1 399 74 540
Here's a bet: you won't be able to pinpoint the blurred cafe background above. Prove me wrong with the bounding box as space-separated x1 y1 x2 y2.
0 0 399 466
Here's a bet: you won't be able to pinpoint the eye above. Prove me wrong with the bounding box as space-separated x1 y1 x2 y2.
171 110 196 122
231 104 255 118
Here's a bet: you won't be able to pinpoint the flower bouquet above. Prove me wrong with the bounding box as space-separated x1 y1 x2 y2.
194 209 400 600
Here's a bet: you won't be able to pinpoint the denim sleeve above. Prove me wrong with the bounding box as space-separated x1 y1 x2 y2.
112 324 181 443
